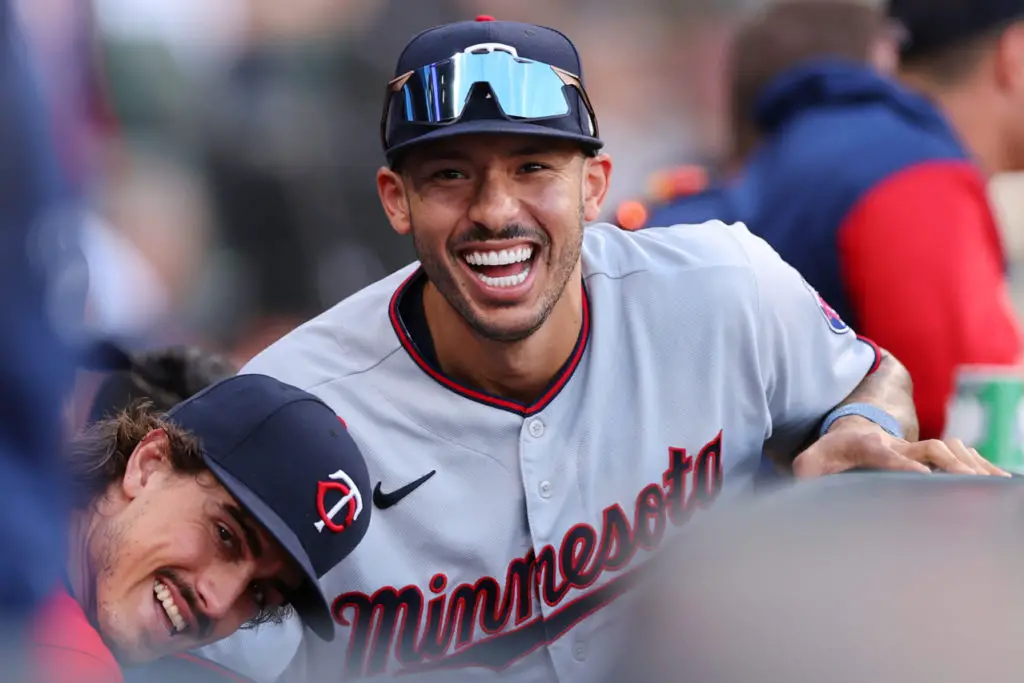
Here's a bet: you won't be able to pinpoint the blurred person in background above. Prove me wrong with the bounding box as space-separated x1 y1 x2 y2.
724 1 900 175
20 0 208 352
629 0 1024 441
32 374 373 683
83 149 215 347
72 341 237 430
0 0 91 674
615 0 900 230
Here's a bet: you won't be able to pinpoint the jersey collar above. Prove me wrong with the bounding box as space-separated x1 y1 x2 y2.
388 267 591 416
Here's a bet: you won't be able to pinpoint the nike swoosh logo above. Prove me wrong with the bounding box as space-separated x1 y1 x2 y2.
373 470 436 509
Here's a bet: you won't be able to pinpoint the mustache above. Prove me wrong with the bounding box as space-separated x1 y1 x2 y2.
450 223 550 249
160 569 213 640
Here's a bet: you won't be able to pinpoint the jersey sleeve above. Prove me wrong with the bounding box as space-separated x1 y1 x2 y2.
195 615 304 683
30 590 124 683
838 161 1022 440
725 223 880 451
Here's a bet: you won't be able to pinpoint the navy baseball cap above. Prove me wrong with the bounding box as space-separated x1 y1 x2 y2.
164 374 371 641
888 0 1024 60
381 15 602 164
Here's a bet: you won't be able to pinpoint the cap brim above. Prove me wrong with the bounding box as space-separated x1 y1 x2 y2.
385 118 603 163
204 457 336 641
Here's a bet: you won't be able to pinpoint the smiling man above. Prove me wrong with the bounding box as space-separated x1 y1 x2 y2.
30 373 371 683
200 16 1004 683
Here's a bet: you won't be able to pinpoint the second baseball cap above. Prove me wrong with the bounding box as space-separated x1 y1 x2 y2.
164 374 371 641
381 16 602 163
888 0 1024 60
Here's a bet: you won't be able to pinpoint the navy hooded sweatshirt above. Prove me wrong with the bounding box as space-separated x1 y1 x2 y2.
646 60 1021 439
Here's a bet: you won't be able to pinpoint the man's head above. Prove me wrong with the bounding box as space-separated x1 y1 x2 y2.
66 375 371 663
83 343 238 426
890 0 1024 171
376 17 612 342
729 1 900 166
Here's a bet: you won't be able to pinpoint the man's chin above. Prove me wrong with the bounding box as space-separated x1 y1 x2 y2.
434 275 551 342
465 309 548 344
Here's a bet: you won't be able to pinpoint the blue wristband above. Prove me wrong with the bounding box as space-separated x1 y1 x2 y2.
819 402 904 440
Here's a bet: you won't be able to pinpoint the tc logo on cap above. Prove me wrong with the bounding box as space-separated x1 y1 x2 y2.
315 469 364 533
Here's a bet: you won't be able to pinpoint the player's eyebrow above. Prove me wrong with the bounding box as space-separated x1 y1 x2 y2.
224 503 263 559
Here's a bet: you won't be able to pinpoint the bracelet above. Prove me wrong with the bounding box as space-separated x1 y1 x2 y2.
819 402 904 440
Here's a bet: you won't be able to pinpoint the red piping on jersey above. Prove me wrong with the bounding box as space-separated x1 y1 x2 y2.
857 334 882 374
388 268 591 416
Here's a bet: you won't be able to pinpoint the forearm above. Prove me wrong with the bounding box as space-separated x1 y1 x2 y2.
828 349 919 441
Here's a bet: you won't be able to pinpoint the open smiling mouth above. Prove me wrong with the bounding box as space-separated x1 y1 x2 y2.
463 246 536 289
153 579 188 635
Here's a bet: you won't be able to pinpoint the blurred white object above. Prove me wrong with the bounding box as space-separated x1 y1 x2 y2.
92 0 246 70
989 172 1024 319
990 172 1024 261
79 212 170 336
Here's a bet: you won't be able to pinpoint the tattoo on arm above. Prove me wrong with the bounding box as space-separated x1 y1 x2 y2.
831 349 919 442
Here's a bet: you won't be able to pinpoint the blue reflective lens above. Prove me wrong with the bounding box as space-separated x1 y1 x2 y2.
395 47 574 124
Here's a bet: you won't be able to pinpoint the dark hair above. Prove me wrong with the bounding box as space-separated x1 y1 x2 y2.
68 399 207 509
729 1 892 162
899 20 1012 84
87 346 237 426
67 400 292 627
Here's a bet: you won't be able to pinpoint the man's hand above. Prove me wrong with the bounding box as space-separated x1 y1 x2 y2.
792 416 1011 478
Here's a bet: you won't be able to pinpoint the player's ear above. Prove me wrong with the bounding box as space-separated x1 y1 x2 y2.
993 22 1024 92
122 428 171 500
581 153 612 223
377 166 412 236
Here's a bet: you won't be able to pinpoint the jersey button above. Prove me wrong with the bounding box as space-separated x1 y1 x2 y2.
573 643 587 661
528 418 545 438
539 480 552 498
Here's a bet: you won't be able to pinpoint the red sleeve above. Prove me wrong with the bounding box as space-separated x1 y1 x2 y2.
30 590 123 683
838 161 1022 440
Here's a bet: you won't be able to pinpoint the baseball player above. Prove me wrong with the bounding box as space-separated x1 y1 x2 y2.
69 340 283 683
200 16 1006 683
33 374 372 683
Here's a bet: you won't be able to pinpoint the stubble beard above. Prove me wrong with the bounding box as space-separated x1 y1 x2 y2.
91 516 143 661
412 209 585 344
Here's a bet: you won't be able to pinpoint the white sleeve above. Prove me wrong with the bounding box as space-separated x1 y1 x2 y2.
726 223 880 451
194 615 304 683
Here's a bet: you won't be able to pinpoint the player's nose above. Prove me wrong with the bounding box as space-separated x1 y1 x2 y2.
195 561 252 622
466 171 519 230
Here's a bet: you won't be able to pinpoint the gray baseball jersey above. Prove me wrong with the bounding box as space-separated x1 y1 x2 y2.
200 220 879 682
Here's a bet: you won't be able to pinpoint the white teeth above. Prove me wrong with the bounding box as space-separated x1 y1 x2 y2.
463 246 533 267
153 580 187 633
476 264 531 288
